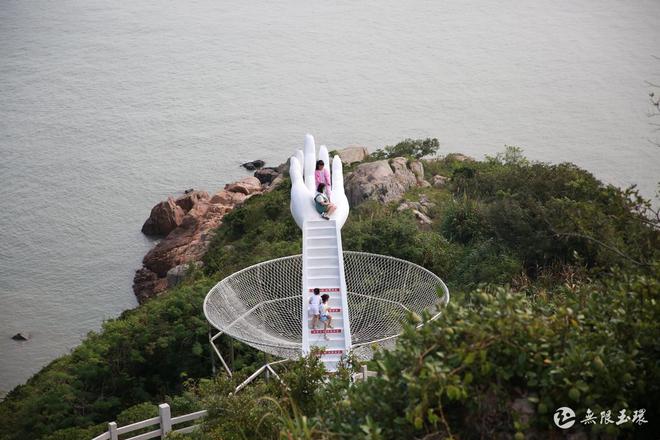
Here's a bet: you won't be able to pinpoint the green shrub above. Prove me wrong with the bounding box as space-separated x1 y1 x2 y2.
324 270 660 439
440 199 490 244
371 138 439 160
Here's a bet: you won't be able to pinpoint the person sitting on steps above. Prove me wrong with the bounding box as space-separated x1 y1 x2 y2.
314 183 336 220
320 293 334 340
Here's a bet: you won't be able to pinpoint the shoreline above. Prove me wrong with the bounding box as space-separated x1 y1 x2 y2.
133 163 287 303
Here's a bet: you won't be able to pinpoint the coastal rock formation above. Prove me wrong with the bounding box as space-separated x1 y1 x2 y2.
166 262 202 288
141 198 185 236
225 176 262 195
241 160 265 170
134 168 283 302
141 191 211 237
174 190 209 212
210 190 247 206
337 146 369 164
409 160 430 187
254 167 279 185
344 157 422 207
133 267 169 302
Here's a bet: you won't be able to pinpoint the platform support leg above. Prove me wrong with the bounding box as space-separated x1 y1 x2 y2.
209 331 232 377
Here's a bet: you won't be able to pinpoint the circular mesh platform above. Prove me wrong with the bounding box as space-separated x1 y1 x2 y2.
203 251 449 361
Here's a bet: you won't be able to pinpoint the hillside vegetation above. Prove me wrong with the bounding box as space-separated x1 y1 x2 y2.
0 143 658 439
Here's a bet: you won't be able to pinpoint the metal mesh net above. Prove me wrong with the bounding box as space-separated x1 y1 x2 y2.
204 251 449 361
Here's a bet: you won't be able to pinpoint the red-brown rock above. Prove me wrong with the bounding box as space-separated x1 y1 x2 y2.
175 190 209 213
225 176 262 195
135 174 267 302
141 197 185 237
133 267 169 303
210 190 247 206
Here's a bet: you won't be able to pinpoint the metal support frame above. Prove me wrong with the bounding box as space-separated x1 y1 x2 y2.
209 330 233 377
209 328 290 393
233 359 288 394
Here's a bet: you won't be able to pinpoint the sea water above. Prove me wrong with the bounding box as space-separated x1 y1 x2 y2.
1 0 659 396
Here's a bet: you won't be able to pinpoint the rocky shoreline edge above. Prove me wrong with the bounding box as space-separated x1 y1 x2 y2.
133 161 287 303
133 146 468 303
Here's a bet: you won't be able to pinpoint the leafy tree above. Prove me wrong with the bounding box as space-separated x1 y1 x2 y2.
371 138 439 160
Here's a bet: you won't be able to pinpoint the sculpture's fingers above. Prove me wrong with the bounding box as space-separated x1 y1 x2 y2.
289 156 304 187
318 145 330 180
295 149 304 174
331 155 345 193
303 134 316 193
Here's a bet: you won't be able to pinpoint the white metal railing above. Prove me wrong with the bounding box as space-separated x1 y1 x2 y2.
352 364 378 382
90 367 377 440
91 403 207 440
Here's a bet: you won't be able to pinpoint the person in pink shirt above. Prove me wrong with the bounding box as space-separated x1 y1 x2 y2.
315 160 332 201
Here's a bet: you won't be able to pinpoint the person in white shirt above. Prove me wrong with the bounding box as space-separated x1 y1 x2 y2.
308 288 321 329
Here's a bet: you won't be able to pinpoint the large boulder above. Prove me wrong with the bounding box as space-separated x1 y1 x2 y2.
175 190 209 213
254 167 279 185
135 173 270 302
133 267 169 303
166 262 203 288
141 198 185 237
446 153 474 162
265 174 285 193
344 158 418 207
408 160 430 187
210 190 247 206
142 218 200 277
241 160 265 171
337 145 369 164
225 176 262 195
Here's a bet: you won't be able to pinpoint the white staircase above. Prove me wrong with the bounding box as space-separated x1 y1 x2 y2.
301 219 352 371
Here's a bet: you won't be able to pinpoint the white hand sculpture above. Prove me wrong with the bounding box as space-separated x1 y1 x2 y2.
290 134 350 229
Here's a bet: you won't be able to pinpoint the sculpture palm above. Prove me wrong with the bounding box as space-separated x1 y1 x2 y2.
289 134 349 229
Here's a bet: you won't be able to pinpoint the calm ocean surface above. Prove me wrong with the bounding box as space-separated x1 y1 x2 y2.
1 0 659 396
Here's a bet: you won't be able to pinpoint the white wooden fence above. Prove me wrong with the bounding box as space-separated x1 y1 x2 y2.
91 403 207 440
91 367 375 440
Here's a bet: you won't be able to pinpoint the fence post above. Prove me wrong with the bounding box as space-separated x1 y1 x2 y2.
362 365 368 381
159 403 172 437
108 422 118 440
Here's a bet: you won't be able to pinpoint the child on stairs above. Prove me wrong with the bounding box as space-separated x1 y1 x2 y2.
319 294 334 340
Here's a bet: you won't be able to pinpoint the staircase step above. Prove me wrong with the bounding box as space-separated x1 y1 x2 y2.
318 349 343 356
306 221 336 226
307 287 340 292
306 225 336 231
311 328 342 334
306 235 336 240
